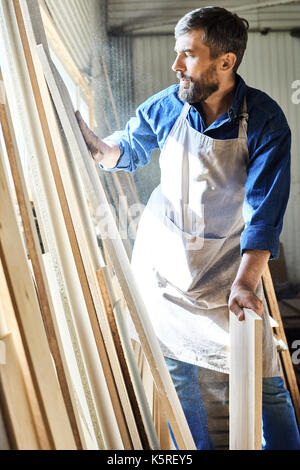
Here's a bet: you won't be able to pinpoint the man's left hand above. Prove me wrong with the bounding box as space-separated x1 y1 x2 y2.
229 284 263 322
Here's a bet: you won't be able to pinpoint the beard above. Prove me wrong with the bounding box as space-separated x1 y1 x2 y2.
177 63 219 103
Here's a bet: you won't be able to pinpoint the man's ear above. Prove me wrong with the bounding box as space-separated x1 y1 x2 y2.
220 52 236 72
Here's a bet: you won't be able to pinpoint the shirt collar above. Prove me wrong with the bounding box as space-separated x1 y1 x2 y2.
228 74 247 120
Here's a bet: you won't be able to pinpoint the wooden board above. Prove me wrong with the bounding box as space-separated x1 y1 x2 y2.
0 256 42 449
0 145 76 449
0 77 83 449
0 236 50 450
229 308 262 450
262 266 300 427
0 333 41 449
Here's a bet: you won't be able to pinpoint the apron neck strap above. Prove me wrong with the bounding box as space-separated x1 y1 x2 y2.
180 97 248 139
238 95 248 139
180 102 191 119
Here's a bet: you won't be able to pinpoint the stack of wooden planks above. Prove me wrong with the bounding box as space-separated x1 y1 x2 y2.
0 0 196 451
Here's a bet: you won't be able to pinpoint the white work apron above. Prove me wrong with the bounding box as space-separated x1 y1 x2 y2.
130 98 281 377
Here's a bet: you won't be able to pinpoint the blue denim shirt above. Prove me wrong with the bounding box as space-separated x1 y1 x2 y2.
106 74 291 259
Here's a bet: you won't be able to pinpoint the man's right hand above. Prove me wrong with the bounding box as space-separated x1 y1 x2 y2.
75 111 121 168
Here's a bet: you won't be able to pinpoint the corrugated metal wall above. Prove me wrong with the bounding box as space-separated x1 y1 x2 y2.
129 32 300 282
108 35 134 128
44 0 91 72
108 0 300 34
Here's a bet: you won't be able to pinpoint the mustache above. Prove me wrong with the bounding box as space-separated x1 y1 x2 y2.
177 72 192 81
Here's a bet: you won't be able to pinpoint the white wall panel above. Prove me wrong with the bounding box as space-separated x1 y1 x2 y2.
131 32 300 282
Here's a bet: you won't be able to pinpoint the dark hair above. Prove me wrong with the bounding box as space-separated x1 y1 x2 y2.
175 7 249 72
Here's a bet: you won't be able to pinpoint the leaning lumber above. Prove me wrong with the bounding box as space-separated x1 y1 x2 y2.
262 266 300 427
0 143 76 450
36 43 195 450
0 75 83 449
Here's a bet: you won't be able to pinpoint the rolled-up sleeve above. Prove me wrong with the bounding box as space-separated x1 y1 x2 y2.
103 104 158 172
241 126 291 259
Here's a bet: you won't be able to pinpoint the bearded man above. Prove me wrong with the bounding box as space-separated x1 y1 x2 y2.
76 6 300 450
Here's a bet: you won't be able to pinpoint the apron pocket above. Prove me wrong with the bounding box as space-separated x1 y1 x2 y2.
155 215 226 293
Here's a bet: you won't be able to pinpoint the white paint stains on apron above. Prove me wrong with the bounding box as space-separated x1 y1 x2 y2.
130 98 281 377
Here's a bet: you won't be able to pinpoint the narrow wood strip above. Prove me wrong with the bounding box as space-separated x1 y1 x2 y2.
262 266 300 426
0 333 40 449
97 269 146 449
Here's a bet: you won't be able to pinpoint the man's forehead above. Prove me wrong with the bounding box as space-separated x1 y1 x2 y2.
174 29 206 52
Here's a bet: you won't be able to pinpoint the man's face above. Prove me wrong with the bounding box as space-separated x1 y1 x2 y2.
172 29 220 103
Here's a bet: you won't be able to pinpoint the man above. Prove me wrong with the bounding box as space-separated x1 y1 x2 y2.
76 7 300 450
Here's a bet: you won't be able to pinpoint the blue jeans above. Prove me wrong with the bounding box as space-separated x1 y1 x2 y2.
165 357 300 450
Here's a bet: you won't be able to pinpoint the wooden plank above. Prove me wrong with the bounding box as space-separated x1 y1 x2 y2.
229 308 262 450
41 252 101 450
0 146 76 449
262 266 300 426
0 402 10 450
0 251 50 450
0 257 42 449
96 269 147 449
153 387 175 450
0 78 83 449
0 333 40 449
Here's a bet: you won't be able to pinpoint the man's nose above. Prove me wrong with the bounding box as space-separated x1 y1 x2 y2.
172 55 185 73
